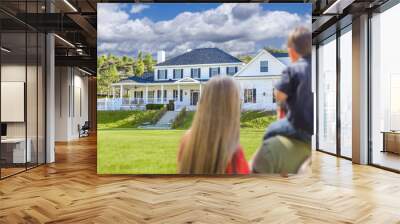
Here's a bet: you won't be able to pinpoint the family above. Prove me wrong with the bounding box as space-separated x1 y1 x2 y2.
177 27 313 175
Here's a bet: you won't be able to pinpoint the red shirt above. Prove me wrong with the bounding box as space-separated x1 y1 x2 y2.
225 146 250 174
178 132 250 174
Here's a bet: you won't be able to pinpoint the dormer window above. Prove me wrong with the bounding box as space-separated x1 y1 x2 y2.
173 69 183 79
209 67 220 77
157 69 167 80
191 68 201 79
260 61 268 72
226 66 238 75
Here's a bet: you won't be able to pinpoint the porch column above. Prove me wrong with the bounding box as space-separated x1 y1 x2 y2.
161 84 164 103
145 86 148 104
178 85 181 103
120 84 124 99
112 87 116 99
199 83 202 97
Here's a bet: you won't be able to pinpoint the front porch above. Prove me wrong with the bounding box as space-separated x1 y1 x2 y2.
99 78 203 111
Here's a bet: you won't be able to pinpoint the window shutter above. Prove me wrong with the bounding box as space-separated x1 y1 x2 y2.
235 67 238 73
218 67 220 75
173 69 175 79
165 70 168 79
253 89 256 103
157 70 160 79
226 67 229 75
191 69 193 78
209 68 211 77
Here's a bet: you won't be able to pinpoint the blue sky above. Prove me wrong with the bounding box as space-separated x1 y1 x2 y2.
98 3 311 58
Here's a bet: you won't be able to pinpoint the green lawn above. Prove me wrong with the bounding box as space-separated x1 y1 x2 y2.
97 129 264 174
97 110 274 174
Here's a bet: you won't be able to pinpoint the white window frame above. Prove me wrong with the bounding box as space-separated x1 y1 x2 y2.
173 69 183 79
158 69 168 80
191 68 200 79
244 88 256 103
260 61 268 73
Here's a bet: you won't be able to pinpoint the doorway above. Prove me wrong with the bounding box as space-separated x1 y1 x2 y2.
190 90 199 106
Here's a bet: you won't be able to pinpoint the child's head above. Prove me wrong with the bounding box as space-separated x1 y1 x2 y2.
179 76 241 174
287 26 311 62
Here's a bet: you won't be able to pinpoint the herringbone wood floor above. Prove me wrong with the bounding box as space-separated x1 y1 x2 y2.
1 135 400 223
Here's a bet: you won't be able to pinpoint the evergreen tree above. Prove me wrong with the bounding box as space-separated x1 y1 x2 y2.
143 53 154 72
264 47 288 54
134 59 145 76
134 51 145 76
239 55 253 64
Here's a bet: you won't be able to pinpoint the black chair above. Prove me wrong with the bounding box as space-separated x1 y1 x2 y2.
79 121 90 138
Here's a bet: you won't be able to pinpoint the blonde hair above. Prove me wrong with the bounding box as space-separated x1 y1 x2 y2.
178 76 241 174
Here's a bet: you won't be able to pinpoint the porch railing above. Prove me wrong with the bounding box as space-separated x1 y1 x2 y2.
97 97 181 111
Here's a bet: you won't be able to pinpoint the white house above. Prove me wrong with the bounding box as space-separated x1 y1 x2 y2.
234 49 288 110
102 48 289 111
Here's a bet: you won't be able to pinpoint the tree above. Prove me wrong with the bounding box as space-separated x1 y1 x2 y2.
264 47 288 54
239 55 253 64
137 51 143 60
143 53 154 72
97 55 120 97
134 51 145 76
134 59 145 76
108 64 120 84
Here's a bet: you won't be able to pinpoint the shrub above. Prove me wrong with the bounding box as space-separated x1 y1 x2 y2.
169 109 277 130
146 104 165 110
98 110 159 129
240 110 276 129
171 107 188 129
150 106 167 124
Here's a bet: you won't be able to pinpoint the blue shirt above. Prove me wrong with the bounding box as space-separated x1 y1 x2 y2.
275 56 313 135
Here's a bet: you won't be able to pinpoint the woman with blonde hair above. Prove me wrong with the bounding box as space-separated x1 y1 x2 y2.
177 76 249 174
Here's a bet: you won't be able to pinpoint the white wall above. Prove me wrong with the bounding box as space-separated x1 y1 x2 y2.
55 67 89 141
154 63 244 81
236 78 280 111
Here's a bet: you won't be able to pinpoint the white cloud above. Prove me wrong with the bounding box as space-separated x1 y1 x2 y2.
98 3 310 57
130 4 149 14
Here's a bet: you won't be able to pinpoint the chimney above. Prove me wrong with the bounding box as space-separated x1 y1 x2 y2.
157 51 165 63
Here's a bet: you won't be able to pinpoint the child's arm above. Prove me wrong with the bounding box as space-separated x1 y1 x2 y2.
275 67 294 103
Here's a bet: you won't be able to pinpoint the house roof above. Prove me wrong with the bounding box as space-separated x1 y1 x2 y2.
271 52 289 58
276 57 291 66
234 49 286 77
120 72 156 83
156 48 242 66
119 72 209 84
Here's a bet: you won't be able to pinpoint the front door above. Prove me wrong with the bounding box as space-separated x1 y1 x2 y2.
190 90 199 106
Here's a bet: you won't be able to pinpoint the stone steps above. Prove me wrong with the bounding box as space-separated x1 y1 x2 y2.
138 111 180 129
